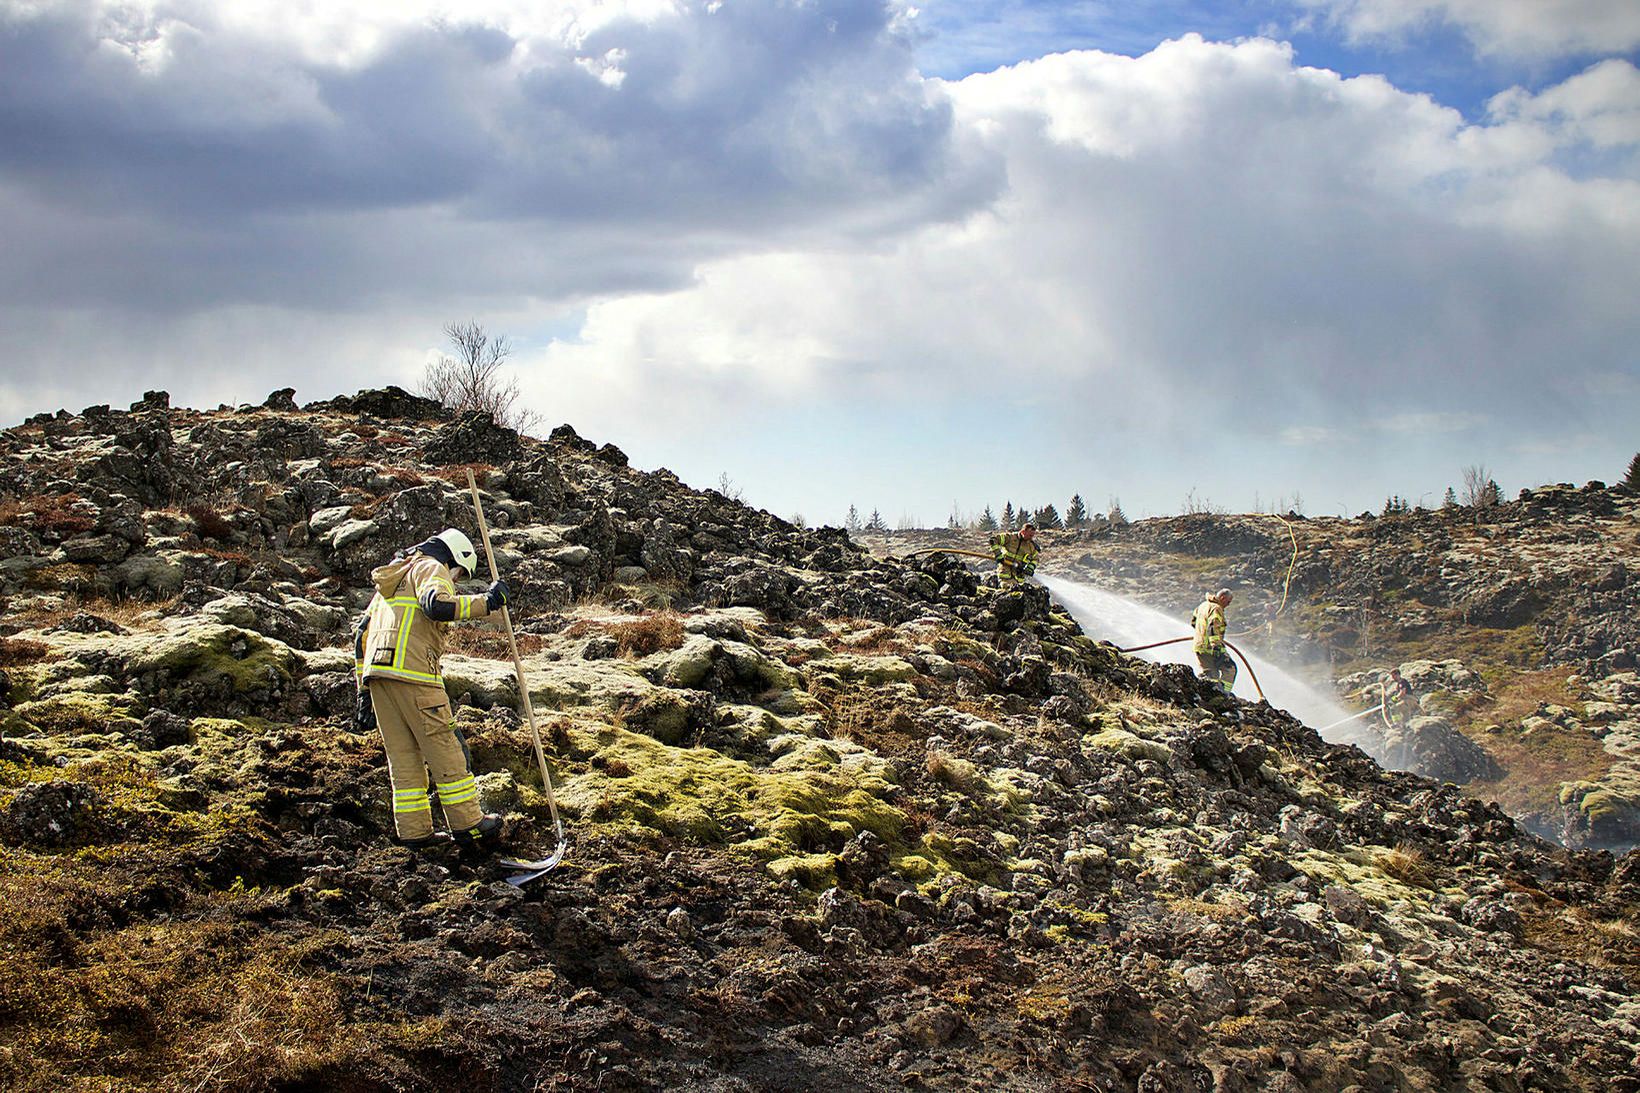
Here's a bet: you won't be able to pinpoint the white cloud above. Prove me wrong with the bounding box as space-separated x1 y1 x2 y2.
1375 411 1485 434
0 0 996 311
1281 426 1337 445
3 11 1639 516
518 36 1640 510
1294 0 1640 60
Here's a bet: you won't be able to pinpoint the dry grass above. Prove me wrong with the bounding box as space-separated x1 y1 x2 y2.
1474 667 1586 727
827 691 921 753
1164 894 1251 920
1456 667 1613 813
433 463 497 486
834 625 909 655
0 864 371 1091
926 751 984 792
0 637 51 667
1377 843 1437 889
444 626 545 659
1521 903 1640 984
0 492 97 538
377 466 427 488
11 595 179 633
610 613 686 657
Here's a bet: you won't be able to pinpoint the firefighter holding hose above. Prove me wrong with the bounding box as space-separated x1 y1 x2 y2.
1191 587 1237 693
990 522 1041 583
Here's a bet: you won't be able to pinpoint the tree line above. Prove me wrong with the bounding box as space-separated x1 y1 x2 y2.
844 494 1129 534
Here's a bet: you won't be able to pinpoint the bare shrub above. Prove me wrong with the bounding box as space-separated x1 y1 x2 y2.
418 320 541 434
186 504 235 541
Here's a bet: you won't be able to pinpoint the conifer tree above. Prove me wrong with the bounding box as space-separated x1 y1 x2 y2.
845 504 862 533
1035 504 1063 529
1107 496 1127 526
1001 501 1016 531
1623 453 1640 490
976 505 998 531
1066 493 1088 528
865 508 889 532
1443 487 1458 508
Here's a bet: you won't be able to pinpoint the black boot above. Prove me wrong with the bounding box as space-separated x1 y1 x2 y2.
451 814 505 847
395 832 443 851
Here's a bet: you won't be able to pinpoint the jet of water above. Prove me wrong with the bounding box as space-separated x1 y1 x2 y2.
1040 574 1374 747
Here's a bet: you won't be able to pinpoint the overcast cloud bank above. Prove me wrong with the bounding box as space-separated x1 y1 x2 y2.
1 0 1636 520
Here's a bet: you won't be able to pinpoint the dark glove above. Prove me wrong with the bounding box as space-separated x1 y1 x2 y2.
486 579 511 612
354 688 377 733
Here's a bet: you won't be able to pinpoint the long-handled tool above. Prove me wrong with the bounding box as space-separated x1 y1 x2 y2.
465 469 567 882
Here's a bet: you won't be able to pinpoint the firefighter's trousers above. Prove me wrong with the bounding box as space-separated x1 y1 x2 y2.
1196 649 1237 693
368 679 482 839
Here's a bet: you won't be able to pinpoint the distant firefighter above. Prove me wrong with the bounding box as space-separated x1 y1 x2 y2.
1191 588 1237 693
1382 668 1415 728
990 522 1041 583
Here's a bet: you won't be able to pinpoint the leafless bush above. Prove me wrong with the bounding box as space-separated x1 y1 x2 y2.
418 320 541 435
1181 488 1226 516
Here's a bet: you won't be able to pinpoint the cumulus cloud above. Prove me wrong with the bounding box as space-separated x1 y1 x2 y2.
0 0 996 310
4 6 1639 517
523 36 1640 511
0 0 1005 439
1295 0 1640 60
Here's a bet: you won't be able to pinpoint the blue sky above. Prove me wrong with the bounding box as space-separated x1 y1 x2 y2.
1 0 1637 524
913 0 1640 119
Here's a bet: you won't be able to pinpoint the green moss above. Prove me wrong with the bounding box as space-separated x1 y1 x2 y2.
766 852 839 888
124 623 298 695
561 726 904 871
819 653 917 685
1289 847 1449 907
9 691 141 735
1084 725 1171 764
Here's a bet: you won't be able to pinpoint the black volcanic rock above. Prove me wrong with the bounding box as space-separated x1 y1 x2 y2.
0 389 1634 1092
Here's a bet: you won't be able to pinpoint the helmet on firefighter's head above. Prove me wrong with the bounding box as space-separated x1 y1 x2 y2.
435 528 479 578
1215 587 1234 605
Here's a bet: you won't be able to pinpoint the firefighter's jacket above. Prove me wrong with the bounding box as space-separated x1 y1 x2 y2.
356 552 494 690
1191 598 1227 656
990 531 1040 580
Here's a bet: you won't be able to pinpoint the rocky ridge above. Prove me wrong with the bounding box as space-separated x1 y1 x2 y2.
874 485 1640 852
0 391 1635 1091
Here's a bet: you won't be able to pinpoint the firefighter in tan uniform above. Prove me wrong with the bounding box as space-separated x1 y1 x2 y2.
989 522 1041 583
1190 587 1237 693
354 528 512 848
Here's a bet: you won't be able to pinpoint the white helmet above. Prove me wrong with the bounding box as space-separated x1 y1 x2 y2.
435 528 479 578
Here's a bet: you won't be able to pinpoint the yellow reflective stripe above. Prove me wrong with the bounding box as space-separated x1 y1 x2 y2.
437 777 479 805
365 665 444 684
394 600 415 670
458 597 471 621
393 789 430 813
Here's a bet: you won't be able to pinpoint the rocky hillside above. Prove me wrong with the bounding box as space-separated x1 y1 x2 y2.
0 390 1636 1091
874 486 1640 857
